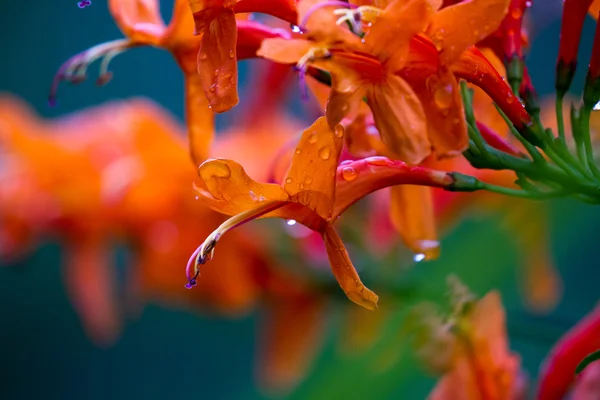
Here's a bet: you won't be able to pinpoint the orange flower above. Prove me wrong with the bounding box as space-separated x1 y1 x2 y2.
51 0 288 165
259 0 431 164
427 290 523 400
187 116 463 309
187 0 297 112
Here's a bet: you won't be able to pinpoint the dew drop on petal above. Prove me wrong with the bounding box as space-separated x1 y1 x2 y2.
341 166 357 181
285 177 293 184
295 148 301 154
340 160 353 166
214 69 220 77
304 177 313 185
335 125 344 138
593 101 600 111
209 84 216 92
433 83 453 110
199 52 207 60
318 146 331 160
286 219 297 226
308 132 318 144
205 162 231 178
229 50 235 58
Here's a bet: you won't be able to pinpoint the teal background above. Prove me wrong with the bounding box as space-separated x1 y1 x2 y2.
1 1 600 399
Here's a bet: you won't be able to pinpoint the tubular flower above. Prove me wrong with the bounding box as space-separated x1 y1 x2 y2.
51 0 287 165
187 0 298 112
259 0 432 164
537 304 600 400
187 117 464 309
556 0 594 93
425 291 523 400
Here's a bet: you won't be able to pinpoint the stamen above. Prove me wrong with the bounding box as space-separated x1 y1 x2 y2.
184 201 287 289
48 39 133 107
295 48 331 104
333 5 382 32
77 0 92 8
299 1 357 32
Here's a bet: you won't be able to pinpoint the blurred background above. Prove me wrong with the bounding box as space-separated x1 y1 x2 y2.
1 1 600 399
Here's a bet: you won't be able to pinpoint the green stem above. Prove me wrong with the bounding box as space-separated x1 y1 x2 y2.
556 93 566 142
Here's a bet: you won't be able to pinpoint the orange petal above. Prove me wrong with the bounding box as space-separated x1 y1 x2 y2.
427 0 511 65
321 223 379 310
257 297 327 393
163 0 196 45
197 7 239 113
389 185 439 260
195 158 289 216
297 0 361 44
108 0 166 43
257 38 313 64
366 0 432 72
409 69 468 158
185 73 214 165
235 0 298 24
368 74 430 164
64 237 121 346
326 87 364 126
472 48 508 138
591 0 600 19
282 117 344 219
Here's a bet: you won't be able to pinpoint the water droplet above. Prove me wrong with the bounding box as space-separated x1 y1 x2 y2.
414 253 426 263
304 177 313 185
214 69 220 77
335 125 344 138
506 96 514 104
209 84 216 92
433 83 453 109
594 101 600 111
285 177 293 184
295 148 301 154
340 160 353 166
286 219 297 226
195 196 199 200
511 8 522 19
341 166 357 181
199 52 207 60
205 162 231 178
366 156 389 166
318 146 331 160
308 132 318 144
291 24 302 33
229 49 235 58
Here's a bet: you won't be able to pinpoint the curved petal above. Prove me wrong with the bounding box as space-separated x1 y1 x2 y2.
368 75 430 164
64 236 121 346
326 86 364 127
163 0 196 45
257 38 313 64
185 73 214 165
427 0 511 65
408 69 468 158
197 7 239 112
283 117 344 219
257 297 327 393
365 0 432 72
389 185 439 260
591 0 600 19
321 223 379 310
109 0 166 43
237 21 290 60
195 158 289 216
332 157 455 219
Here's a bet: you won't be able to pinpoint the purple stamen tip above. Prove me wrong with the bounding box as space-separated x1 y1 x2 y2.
48 96 58 108
184 279 197 289
78 0 92 8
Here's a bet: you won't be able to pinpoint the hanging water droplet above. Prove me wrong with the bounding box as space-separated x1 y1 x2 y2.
413 253 426 263
335 125 344 138
341 166 358 181
229 49 235 58
318 146 331 160
433 83 453 109
295 148 301 154
286 219 297 226
209 84 216 92
593 101 600 111
285 177 293 184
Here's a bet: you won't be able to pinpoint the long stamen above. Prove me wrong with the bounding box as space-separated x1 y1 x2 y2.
48 39 134 106
185 201 287 289
333 5 382 32
299 1 357 31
